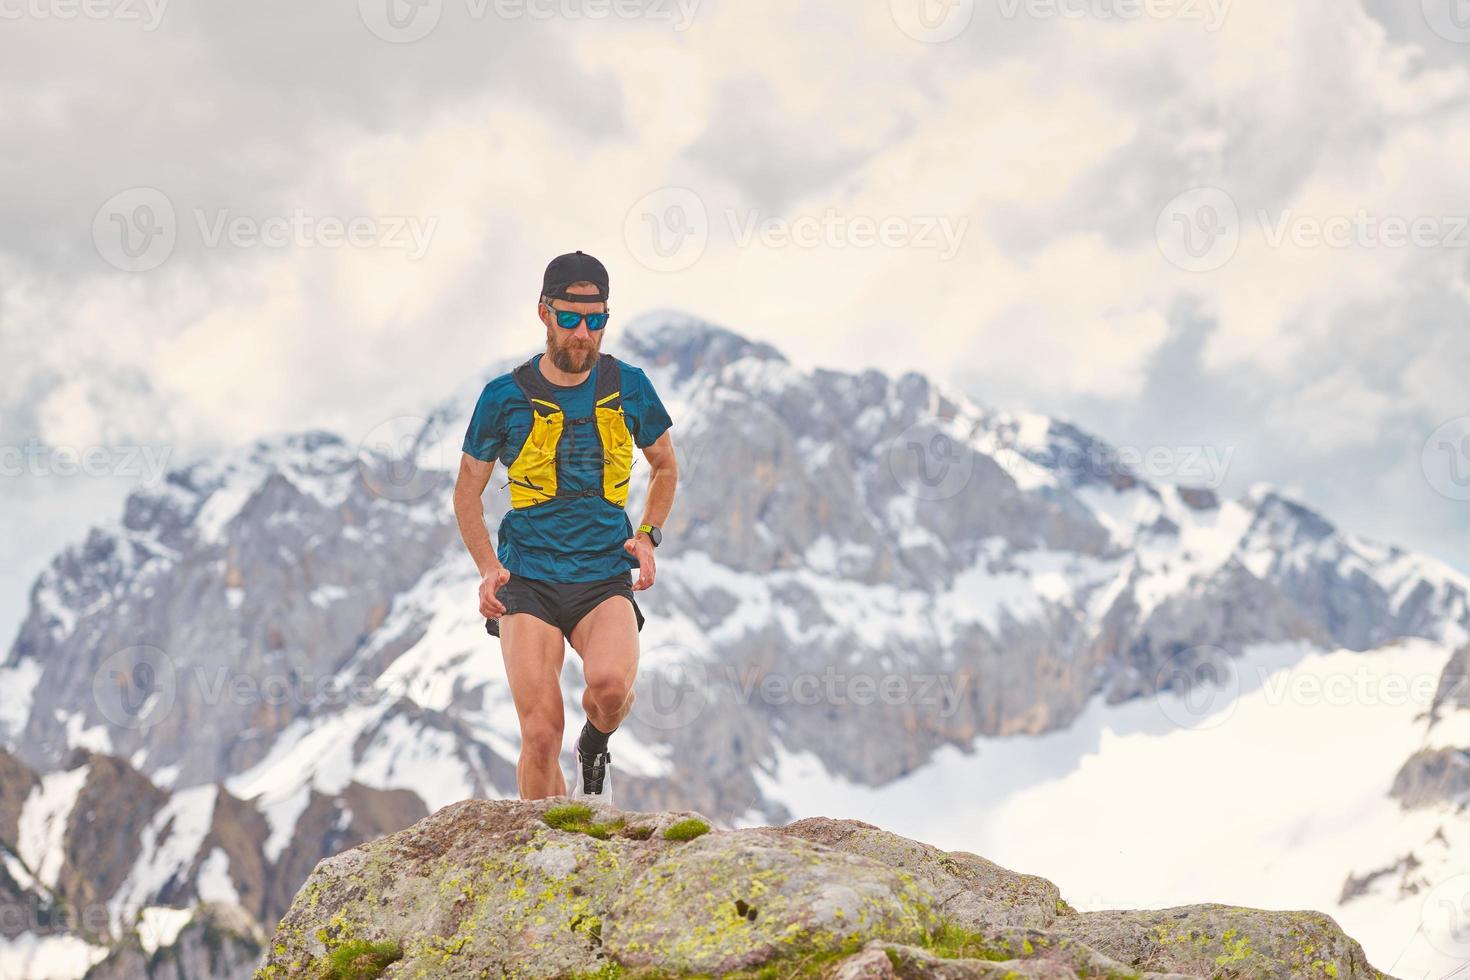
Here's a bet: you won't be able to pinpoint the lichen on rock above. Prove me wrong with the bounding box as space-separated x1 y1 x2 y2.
254 799 1395 980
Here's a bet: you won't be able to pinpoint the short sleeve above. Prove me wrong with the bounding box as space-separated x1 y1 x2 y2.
462 383 506 462
631 370 672 449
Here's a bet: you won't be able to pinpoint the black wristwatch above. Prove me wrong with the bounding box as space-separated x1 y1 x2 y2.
637 523 662 548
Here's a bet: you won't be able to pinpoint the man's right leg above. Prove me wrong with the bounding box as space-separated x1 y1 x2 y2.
499 612 569 799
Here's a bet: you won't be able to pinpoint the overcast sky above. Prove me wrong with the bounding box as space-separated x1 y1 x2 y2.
4 0 1470 644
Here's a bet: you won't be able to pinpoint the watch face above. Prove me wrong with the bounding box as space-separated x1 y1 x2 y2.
649 526 662 547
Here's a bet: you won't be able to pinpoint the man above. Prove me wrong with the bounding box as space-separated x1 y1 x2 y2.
453 250 677 804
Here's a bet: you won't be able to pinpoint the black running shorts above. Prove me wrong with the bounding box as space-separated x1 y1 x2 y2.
485 572 645 640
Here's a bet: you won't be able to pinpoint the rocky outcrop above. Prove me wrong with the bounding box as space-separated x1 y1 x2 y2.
257 799 1392 979
1390 747 1470 809
0 747 427 963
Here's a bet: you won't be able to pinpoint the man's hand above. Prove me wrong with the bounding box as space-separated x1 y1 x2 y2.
480 567 512 619
624 534 656 591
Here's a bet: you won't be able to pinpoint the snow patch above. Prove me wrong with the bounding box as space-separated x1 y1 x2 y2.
195 848 238 906
18 766 90 889
0 658 42 738
137 906 193 955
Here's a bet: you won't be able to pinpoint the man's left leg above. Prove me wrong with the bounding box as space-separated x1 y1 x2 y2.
568 592 639 797
568 593 640 736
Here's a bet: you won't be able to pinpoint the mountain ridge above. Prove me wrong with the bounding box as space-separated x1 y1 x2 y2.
1 310 1468 977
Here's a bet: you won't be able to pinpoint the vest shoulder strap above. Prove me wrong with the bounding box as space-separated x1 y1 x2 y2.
593 353 622 410
511 353 623 415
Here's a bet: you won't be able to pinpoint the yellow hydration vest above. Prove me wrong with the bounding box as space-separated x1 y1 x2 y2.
504 352 635 510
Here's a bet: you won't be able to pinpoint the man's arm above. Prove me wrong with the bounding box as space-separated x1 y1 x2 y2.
454 452 510 617
624 430 677 591
637 429 678 539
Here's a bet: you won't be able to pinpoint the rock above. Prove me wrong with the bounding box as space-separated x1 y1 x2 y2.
1051 904 1389 979
1390 747 1470 809
602 828 937 972
256 799 1396 980
767 816 1064 931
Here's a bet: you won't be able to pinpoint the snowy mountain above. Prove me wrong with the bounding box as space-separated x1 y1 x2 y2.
1 311 1468 978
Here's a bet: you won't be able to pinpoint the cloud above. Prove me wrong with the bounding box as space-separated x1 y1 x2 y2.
5 0 1470 648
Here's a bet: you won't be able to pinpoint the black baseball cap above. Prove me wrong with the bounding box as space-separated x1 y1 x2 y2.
542 250 609 303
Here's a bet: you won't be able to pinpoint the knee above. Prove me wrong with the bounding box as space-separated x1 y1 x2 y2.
520 717 563 760
584 670 633 713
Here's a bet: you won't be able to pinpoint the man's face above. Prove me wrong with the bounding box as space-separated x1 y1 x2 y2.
541 286 606 374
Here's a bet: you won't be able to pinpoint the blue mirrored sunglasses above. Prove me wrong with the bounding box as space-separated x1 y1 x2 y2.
546 305 610 331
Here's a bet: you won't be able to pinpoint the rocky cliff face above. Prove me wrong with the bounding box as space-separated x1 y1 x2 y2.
257 797 1392 979
0 749 422 976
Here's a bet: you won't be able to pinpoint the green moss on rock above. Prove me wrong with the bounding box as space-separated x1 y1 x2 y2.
662 819 711 842
316 940 402 979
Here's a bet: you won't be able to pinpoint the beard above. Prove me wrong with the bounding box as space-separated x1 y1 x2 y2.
545 325 601 374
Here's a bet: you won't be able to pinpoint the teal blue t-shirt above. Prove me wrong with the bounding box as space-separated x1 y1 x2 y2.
462 352 673 582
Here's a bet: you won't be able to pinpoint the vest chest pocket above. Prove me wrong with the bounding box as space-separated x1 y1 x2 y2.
507 406 564 507
596 405 634 507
